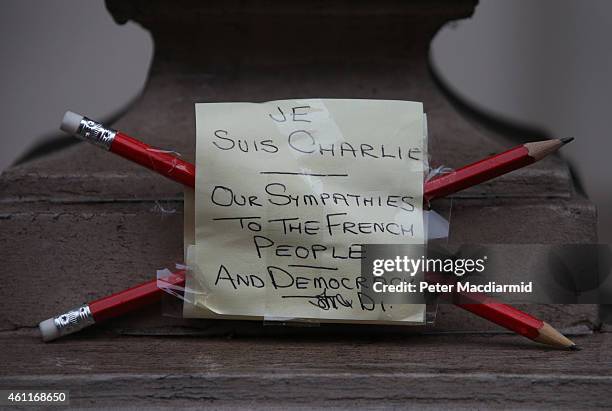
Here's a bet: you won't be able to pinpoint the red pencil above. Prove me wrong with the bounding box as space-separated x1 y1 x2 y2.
425 273 577 349
424 138 573 201
39 269 576 349
59 111 572 201
458 300 576 349
39 270 185 342
49 111 576 349
61 111 195 188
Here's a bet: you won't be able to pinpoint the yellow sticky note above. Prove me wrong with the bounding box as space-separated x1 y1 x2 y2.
184 99 426 324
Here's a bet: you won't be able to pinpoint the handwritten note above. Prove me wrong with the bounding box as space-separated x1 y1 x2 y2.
185 99 427 323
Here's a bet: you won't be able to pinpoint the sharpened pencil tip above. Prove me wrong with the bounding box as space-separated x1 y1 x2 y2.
569 344 582 351
561 137 575 145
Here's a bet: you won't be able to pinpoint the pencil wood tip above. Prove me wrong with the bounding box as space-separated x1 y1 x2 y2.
560 137 574 145
534 322 576 349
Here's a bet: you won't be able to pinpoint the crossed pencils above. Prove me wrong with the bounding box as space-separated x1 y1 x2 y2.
39 111 577 350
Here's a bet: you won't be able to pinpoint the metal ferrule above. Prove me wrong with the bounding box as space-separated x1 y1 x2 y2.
53 305 95 337
75 117 117 150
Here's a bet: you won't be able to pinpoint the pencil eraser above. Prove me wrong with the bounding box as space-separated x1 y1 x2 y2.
60 111 83 135
39 318 60 342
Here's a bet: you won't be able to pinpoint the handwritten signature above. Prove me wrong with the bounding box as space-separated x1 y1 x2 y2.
282 288 353 310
